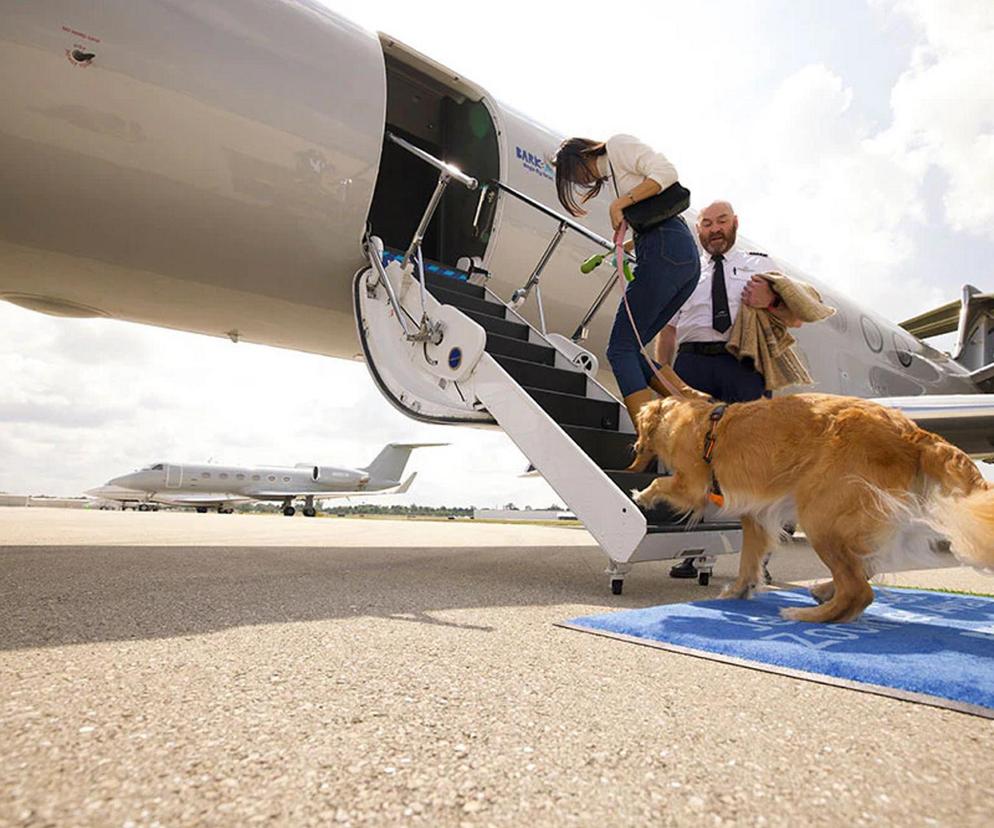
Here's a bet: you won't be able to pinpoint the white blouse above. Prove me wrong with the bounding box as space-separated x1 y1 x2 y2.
596 134 679 199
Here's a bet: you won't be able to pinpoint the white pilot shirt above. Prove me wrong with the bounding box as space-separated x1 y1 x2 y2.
672 246 776 345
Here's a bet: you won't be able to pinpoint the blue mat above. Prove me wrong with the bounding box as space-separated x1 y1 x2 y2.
562 588 994 717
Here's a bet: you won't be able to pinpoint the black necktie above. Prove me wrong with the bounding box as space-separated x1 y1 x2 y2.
711 253 731 333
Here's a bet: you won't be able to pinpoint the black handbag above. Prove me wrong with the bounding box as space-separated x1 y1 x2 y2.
610 161 691 233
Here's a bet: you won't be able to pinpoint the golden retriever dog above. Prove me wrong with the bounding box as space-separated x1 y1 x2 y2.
630 393 994 623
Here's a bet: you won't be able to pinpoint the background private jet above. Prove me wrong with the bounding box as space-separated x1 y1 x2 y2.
2 0 992 587
86 443 440 515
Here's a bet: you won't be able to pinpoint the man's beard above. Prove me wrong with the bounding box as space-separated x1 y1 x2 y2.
702 226 737 255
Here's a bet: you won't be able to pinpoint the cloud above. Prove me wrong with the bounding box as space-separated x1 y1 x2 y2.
881 0 994 239
678 61 936 320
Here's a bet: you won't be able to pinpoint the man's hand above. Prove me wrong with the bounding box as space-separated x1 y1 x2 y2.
741 275 776 309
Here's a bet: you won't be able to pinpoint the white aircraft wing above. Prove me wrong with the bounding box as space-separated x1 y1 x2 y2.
875 394 994 458
155 492 252 506
315 472 419 501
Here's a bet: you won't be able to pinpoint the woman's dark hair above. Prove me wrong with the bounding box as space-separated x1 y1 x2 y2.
552 137 608 216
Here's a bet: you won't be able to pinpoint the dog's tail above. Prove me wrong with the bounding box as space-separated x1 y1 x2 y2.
919 435 994 571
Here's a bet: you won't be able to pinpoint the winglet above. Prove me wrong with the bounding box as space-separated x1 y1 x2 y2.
395 472 417 494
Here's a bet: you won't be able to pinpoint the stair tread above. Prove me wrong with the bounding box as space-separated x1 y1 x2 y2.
423 273 485 298
429 285 506 318
464 308 530 340
493 354 587 396
484 332 556 366
524 386 620 431
646 521 740 533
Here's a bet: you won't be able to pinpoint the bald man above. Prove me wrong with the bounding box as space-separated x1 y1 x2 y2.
656 201 798 579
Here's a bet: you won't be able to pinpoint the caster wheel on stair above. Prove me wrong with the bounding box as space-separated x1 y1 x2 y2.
697 571 710 587
611 578 624 596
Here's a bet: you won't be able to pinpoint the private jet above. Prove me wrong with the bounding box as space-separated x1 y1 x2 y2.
2 1 992 590
86 443 445 517
85 443 439 515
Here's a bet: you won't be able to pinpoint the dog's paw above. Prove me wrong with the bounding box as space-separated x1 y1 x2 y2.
809 581 835 605
631 488 648 507
719 582 755 600
779 606 808 621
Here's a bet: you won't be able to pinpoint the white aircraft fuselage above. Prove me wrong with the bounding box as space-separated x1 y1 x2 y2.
87 443 436 513
1 2 989 449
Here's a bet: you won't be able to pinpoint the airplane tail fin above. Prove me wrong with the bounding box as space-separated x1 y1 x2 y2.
900 284 994 390
361 443 446 484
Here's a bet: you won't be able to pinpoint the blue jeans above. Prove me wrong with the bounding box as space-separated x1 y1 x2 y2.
606 216 701 396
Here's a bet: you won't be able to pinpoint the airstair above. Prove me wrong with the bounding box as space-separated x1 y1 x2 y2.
354 134 741 592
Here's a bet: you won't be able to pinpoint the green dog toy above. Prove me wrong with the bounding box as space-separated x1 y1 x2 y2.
580 253 634 282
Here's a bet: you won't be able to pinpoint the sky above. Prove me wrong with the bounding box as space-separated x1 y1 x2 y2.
1 0 992 503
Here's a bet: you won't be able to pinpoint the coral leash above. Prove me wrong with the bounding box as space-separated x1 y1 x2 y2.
613 220 687 399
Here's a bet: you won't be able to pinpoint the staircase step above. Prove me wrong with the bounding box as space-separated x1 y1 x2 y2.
464 309 531 341
646 520 741 534
424 271 485 299
605 470 684 525
485 333 556 366
382 249 473 283
604 471 742 532
493 355 587 396
430 285 506 318
562 426 636 470
525 387 620 431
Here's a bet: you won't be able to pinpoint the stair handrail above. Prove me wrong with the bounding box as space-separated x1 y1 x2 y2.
490 180 616 252
387 132 478 191
381 132 479 343
488 180 632 342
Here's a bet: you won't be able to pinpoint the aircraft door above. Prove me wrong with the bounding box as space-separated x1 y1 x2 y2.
165 465 182 489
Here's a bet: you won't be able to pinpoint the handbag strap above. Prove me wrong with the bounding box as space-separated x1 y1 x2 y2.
607 160 621 199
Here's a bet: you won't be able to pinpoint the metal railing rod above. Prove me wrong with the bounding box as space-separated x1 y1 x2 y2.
511 221 567 309
367 242 412 337
402 173 450 269
387 131 478 191
572 271 621 342
490 180 618 253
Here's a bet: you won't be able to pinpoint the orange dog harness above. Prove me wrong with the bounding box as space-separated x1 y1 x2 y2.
703 404 729 507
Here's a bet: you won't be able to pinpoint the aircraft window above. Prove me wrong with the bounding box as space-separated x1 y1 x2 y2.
860 315 884 353
151 464 164 471
282 476 291 482
219 473 229 479
202 472 211 479
236 473 245 480
253 474 261 481
893 334 914 368
268 475 276 481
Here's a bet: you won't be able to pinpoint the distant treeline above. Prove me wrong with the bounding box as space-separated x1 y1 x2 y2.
234 503 563 515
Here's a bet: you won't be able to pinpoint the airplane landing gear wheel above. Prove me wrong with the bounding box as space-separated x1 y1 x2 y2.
303 507 317 518
611 578 624 596
196 506 208 513
283 506 296 517
137 503 150 512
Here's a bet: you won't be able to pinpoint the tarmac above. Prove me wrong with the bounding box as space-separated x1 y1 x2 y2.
2 508 993 826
